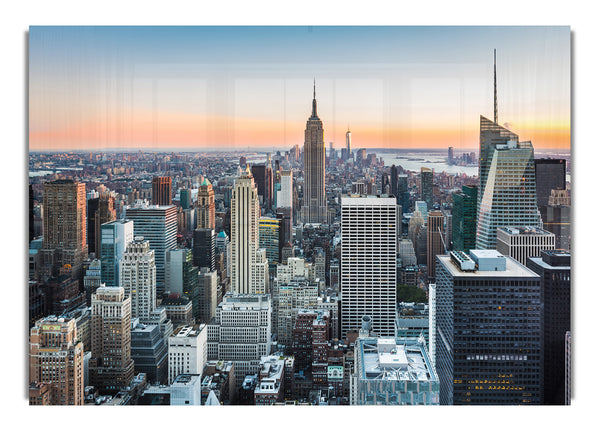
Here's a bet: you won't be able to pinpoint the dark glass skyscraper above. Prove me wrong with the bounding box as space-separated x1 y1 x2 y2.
452 185 478 252
397 174 410 213
527 250 571 405
193 228 216 271
436 250 542 405
534 158 566 208
252 164 274 210
390 165 398 198
420 167 433 209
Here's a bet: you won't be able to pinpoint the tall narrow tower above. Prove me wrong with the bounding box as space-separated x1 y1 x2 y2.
300 81 327 224
40 179 88 280
119 236 157 320
231 167 268 294
476 51 541 249
197 178 216 230
89 286 135 395
346 126 352 160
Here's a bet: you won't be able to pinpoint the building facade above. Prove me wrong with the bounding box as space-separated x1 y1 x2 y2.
119 237 157 319
124 202 177 295
496 226 556 266
476 117 542 250
207 294 272 387
29 316 84 405
196 178 216 230
436 250 542 405
527 250 571 405
152 176 172 206
168 324 208 384
452 185 478 252
40 179 88 280
89 286 136 395
352 337 439 405
230 168 268 294
100 219 134 287
300 82 327 224
341 196 397 337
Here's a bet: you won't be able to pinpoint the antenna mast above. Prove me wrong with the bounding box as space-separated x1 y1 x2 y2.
494 49 498 124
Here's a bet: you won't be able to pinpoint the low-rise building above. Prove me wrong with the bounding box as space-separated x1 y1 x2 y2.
352 336 439 405
168 324 208 384
254 356 285 405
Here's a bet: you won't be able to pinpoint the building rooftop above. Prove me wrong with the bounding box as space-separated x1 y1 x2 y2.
341 195 397 205
172 324 205 338
357 337 436 382
172 374 201 386
499 226 553 236
438 253 540 278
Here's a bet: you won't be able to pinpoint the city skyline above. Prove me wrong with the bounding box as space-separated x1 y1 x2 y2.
29 26 570 151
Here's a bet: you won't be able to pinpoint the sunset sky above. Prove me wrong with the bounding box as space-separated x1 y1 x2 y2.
29 26 570 151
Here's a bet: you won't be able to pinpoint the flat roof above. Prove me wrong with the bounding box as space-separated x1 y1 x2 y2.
527 256 571 271
341 195 397 205
499 226 553 235
358 337 436 382
438 254 540 278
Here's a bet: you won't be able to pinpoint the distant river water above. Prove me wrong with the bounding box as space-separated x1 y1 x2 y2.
377 152 479 176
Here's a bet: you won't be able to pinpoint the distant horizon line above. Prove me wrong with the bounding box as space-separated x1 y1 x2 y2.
29 146 570 154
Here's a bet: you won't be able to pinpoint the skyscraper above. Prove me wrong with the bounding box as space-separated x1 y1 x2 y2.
390 165 398 198
436 250 542 404
276 170 293 209
397 174 410 213
426 210 445 282
124 202 178 296
196 178 216 230
231 167 269 294
259 216 283 272
100 219 134 287
452 185 478 252
534 158 566 209
192 228 216 271
89 286 135 395
87 194 116 257
341 196 397 338
215 230 231 279
544 189 571 251
40 179 88 280
300 81 327 224
119 237 157 320
251 164 274 210
29 316 84 405
476 118 541 249
527 250 571 405
345 126 352 161
152 176 172 206
420 167 433 210
476 52 541 250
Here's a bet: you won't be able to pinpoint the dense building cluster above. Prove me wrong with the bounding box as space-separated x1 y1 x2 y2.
28 76 571 406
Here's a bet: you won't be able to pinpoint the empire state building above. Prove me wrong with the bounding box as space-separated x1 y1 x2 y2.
300 81 327 224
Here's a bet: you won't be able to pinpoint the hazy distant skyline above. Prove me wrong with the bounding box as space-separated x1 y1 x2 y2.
29 26 570 151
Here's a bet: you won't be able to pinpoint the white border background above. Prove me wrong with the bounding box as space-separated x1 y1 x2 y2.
2 1 595 429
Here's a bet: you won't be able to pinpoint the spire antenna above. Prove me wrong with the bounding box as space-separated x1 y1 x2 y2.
311 78 318 117
494 49 498 124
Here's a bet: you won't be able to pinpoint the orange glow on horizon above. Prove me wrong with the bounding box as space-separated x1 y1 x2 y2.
29 112 571 151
